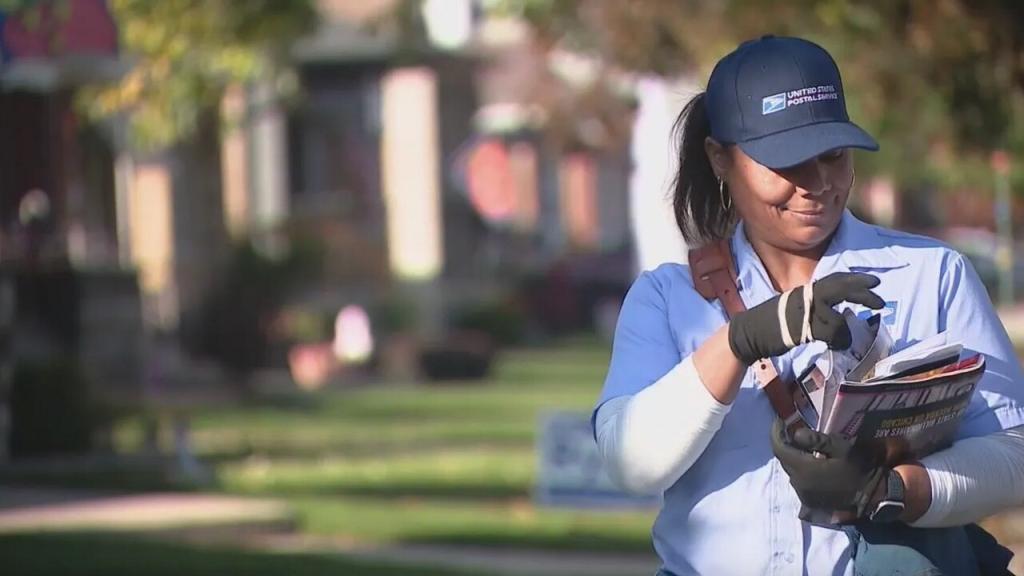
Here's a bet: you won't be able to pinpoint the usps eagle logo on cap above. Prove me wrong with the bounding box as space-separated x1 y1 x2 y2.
762 92 787 115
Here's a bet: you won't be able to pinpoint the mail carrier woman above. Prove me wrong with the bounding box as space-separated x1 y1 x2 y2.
594 36 1024 576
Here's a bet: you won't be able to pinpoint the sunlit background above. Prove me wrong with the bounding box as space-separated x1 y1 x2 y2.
2 1 1024 574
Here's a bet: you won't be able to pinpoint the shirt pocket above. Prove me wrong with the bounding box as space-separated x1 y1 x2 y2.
844 264 913 344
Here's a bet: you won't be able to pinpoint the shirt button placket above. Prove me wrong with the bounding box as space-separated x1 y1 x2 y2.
771 461 801 576
781 498 803 575
770 464 781 575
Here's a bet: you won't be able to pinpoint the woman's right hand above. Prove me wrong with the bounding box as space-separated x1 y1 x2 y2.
727 272 884 365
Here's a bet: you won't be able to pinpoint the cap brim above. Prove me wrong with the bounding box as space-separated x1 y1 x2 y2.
737 121 879 170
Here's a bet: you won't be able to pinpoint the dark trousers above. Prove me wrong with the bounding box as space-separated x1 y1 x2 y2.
852 523 1012 576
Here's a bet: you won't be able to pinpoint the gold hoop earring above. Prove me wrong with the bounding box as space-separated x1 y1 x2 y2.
719 178 732 211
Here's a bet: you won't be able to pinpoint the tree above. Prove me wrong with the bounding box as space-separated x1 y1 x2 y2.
39 0 317 150
488 0 1024 188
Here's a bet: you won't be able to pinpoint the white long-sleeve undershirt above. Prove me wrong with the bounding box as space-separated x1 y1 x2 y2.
913 425 1024 527
594 356 730 494
595 358 1024 525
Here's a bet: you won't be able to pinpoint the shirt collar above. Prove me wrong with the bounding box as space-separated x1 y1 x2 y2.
828 210 911 273
730 209 910 294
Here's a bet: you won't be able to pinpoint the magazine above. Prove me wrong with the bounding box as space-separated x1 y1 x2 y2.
792 312 986 524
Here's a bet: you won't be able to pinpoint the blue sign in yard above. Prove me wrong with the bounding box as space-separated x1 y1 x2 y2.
534 411 661 508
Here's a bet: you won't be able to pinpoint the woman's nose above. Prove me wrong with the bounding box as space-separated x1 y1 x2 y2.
793 158 829 196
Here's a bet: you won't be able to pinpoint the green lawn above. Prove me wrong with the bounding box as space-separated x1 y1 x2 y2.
111 341 657 553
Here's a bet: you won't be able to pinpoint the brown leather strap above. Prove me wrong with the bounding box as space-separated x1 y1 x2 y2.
689 240 803 428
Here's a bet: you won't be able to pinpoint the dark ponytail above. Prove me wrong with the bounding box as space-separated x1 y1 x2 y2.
671 92 734 245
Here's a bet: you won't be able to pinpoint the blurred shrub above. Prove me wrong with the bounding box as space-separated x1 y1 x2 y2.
271 306 329 344
361 294 421 382
418 331 495 382
9 360 102 459
181 232 324 380
368 295 419 337
450 298 526 346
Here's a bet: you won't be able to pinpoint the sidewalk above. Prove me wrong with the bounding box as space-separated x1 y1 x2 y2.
0 486 294 535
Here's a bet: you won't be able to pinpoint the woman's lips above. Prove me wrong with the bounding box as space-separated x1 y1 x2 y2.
783 206 829 223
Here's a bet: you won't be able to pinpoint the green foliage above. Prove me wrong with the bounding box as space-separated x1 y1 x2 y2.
485 0 1024 187
0 0 40 11
73 0 317 150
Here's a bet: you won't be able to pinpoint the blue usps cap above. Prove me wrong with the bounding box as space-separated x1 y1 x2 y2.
706 35 878 169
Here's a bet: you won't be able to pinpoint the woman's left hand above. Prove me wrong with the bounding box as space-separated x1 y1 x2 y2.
770 418 886 517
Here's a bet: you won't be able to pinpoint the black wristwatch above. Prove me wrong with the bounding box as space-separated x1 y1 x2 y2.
868 469 906 523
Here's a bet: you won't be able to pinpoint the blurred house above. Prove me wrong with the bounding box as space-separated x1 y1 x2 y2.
0 0 642 460
0 0 143 460
0 0 122 267
253 0 636 328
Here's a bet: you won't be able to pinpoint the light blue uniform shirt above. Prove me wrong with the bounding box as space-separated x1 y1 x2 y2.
596 210 1024 576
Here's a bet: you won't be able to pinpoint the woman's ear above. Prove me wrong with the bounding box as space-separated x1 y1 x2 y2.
704 137 730 179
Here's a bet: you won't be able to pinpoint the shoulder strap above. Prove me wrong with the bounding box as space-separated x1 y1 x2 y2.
690 239 742 312
688 240 802 428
